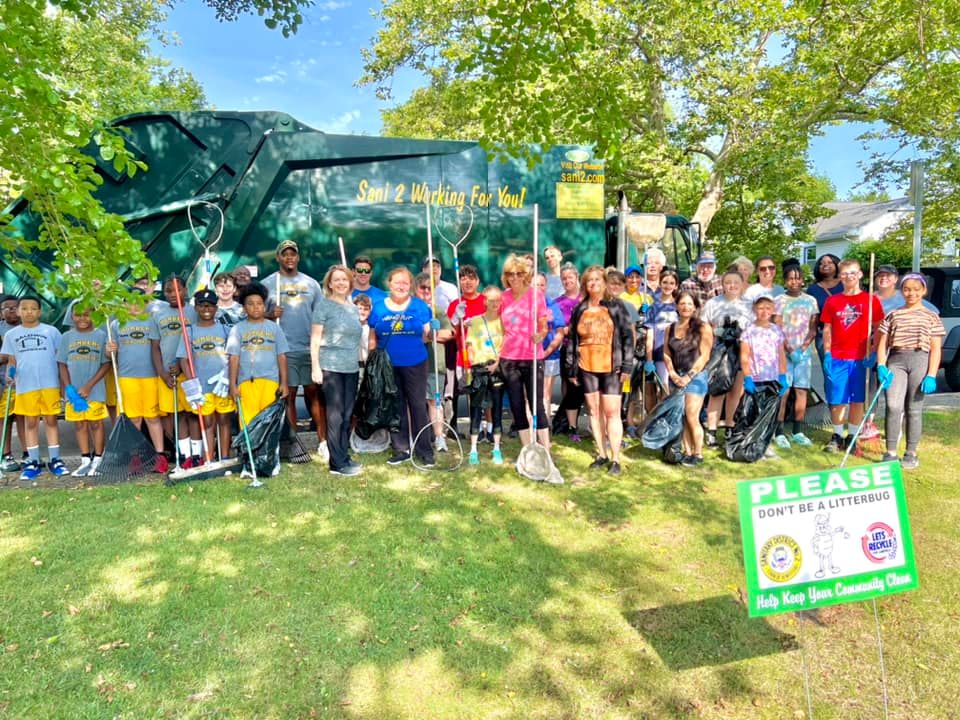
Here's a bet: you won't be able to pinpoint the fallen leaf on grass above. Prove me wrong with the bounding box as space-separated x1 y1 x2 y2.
98 640 130 652
5 644 18 653
41 610 53 618
30 557 43 567
67 605 80 616
187 690 214 702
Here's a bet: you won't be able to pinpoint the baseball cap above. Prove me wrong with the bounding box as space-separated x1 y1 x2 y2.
422 256 441 269
625 264 643 276
276 239 299 254
194 289 217 306
876 264 898 276
696 251 717 266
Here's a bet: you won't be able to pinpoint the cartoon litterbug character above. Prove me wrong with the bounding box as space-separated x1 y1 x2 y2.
811 513 849 578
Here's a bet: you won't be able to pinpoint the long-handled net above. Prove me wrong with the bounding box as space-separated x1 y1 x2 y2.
516 204 563 484
412 202 463 471
93 320 160 485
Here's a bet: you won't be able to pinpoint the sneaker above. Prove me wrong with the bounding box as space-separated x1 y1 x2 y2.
901 453 920 470
19 460 42 482
589 456 609 469
774 434 791 450
72 457 92 477
417 455 436 468
48 458 69 477
154 455 170 474
491 449 504 465
316 440 330 462
330 463 362 477
705 431 718 448
181 456 196 470
607 462 621 476
569 433 582 443
469 450 479 465
189 455 204 468
764 446 779 459
436 437 449 453
387 452 410 465
824 433 842 453
0 454 20 473
86 456 103 477
881 452 899 463
791 432 813 447
680 454 702 468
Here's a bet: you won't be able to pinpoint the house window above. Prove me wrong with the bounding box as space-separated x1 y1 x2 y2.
802 245 817 264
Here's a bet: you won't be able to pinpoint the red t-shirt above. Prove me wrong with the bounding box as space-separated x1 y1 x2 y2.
820 291 883 360
446 294 486 367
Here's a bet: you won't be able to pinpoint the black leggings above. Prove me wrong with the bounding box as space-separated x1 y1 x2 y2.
392 360 433 460
322 370 358 470
500 358 548 431
468 377 505 435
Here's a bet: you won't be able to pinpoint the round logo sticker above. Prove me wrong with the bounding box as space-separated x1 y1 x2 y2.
759 535 802 583
861 522 898 563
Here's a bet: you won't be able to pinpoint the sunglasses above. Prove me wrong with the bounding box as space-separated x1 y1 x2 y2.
758 266 776 272
505 271 524 277
354 267 372 274
418 285 431 291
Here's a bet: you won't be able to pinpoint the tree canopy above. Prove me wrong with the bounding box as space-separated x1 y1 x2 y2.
361 0 960 256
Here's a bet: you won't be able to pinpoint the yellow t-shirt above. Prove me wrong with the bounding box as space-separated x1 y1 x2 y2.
466 316 504 366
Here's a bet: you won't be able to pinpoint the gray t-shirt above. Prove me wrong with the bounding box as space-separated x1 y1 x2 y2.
312 297 362 373
113 317 156 379
262 270 322 354
177 323 230 387
743 283 785 303
0 323 62 393
149 303 198 371
57 328 108 402
702 295 754 331
226 319 289 384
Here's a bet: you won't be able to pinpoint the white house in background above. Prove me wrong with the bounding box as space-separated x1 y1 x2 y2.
800 197 913 264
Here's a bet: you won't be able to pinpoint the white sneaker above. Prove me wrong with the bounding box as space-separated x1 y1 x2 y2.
72 457 92 477
316 441 330 462
86 456 102 477
764 446 779 459
791 432 813 447
435 436 449 452
774 434 791 450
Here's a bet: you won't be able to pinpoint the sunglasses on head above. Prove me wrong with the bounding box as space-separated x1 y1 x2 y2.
354 267 372 274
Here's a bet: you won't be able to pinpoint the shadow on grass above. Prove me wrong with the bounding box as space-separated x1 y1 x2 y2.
627 594 797 671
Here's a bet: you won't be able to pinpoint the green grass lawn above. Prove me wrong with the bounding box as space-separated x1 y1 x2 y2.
1 413 958 719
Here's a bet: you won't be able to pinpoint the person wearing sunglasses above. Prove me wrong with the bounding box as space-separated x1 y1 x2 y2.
351 255 387 304
743 255 784 303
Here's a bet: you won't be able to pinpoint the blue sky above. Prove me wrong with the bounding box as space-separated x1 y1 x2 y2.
157 2 907 199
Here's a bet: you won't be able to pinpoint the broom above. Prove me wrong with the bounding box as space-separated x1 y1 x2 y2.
93 320 160 485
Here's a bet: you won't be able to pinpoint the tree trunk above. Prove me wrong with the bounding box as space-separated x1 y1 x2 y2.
691 167 724 239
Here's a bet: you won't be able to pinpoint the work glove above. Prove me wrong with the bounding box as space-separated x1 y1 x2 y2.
454 301 467 321
65 384 89 412
777 373 789 396
181 377 204 408
920 375 937 394
643 360 656 374
744 376 757 394
207 370 230 398
877 365 894 389
861 352 877 369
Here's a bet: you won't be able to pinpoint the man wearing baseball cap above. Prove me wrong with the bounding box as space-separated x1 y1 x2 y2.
262 239 328 459
874 264 939 316
680 251 723 306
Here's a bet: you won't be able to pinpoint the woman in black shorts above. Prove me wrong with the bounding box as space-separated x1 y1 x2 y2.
567 265 635 475
663 290 714 467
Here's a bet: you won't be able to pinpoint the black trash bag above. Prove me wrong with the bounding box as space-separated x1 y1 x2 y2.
641 388 686 450
231 398 286 477
551 406 570 435
662 435 685 464
354 347 401 440
724 382 782 463
707 318 742 397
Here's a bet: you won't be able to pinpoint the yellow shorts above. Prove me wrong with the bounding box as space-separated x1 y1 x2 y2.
0 385 15 410
237 378 279 425
158 377 189 414
14 388 62 417
65 400 109 423
197 392 237 417
105 368 117 407
118 377 161 419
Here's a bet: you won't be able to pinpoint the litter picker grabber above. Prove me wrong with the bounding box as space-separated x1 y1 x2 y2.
186 200 225 292
166 279 241 484
516 204 563 485
433 204 475 389
0 368 14 485
412 202 464 471
236 397 262 489
93 320 160 484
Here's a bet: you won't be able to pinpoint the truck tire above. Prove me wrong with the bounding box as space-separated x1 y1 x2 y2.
946 357 960 392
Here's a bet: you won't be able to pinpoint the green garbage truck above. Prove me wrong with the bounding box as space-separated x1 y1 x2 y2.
3 110 700 314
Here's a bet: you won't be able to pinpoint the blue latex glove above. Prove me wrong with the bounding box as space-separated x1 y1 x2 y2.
861 351 877 369
66 384 89 412
777 373 789 396
877 364 894 389
744 376 757 394
789 347 807 364
429 318 441 331
643 360 656 374
640 303 650 314
920 375 937 394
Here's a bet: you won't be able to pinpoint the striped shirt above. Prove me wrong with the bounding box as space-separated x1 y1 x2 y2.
878 307 945 353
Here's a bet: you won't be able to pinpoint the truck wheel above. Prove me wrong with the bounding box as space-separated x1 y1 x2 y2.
946 357 960 392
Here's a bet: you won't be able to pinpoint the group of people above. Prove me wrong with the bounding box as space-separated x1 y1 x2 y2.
0 237 944 483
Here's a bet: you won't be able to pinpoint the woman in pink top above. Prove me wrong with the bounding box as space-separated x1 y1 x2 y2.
499 254 551 451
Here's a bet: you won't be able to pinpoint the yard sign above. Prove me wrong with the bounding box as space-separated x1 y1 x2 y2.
738 461 918 617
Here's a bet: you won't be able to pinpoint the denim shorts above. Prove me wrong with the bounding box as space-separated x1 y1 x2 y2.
672 370 708 396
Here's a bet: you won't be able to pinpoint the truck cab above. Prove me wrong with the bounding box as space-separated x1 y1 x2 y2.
920 267 960 391
604 210 701 280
